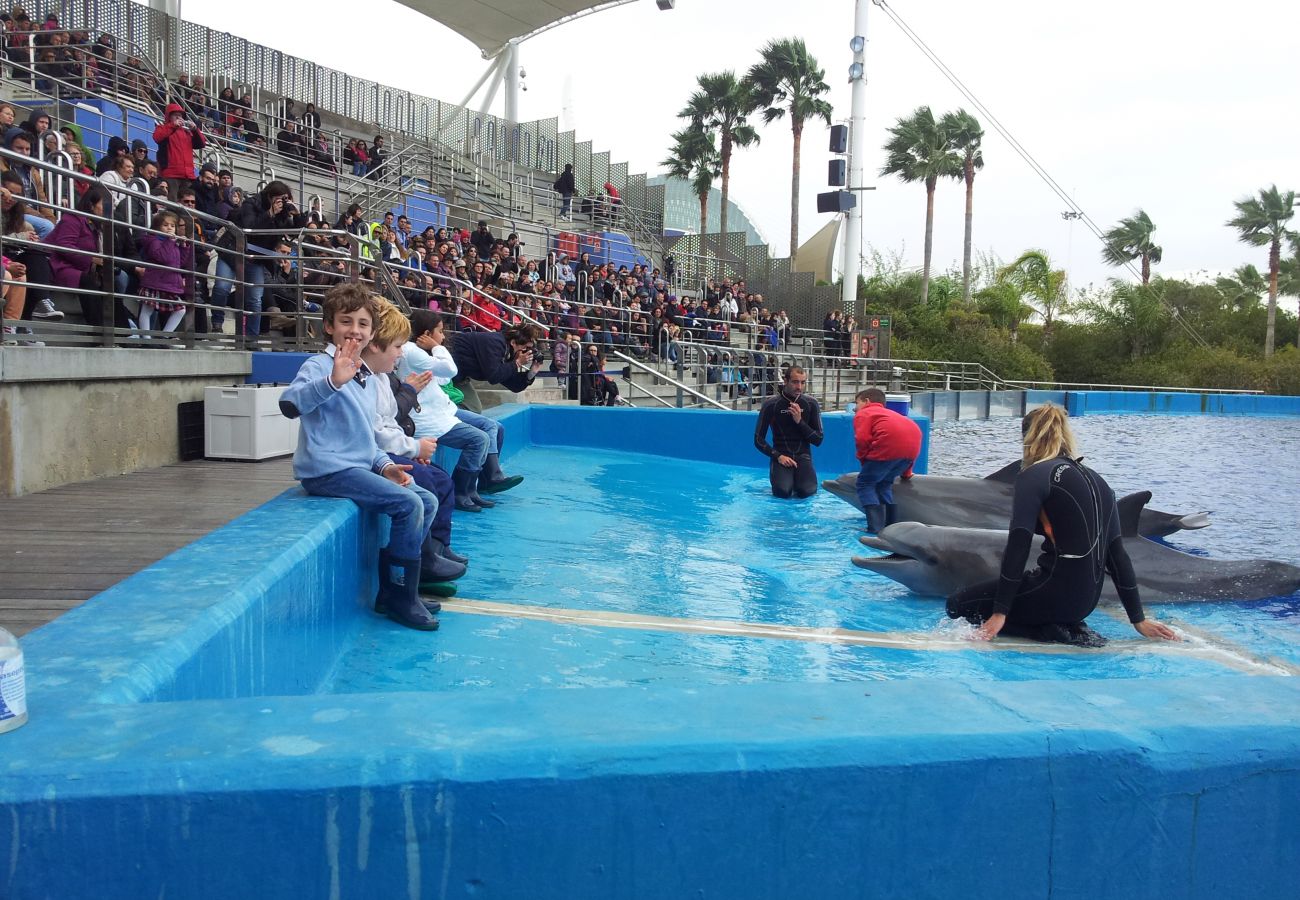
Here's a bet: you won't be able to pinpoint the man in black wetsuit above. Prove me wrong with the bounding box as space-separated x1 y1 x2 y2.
754 366 824 499
947 405 1178 645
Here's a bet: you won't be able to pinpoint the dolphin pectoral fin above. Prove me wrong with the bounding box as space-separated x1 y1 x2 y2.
1177 512 1211 531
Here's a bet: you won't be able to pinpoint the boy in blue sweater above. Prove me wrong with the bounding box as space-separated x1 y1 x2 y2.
279 283 440 631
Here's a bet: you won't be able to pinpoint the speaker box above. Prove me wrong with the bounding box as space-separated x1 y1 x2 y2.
817 190 856 213
829 124 848 154
828 159 846 186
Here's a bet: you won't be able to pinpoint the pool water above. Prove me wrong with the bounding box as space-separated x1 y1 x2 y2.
322 415 1300 694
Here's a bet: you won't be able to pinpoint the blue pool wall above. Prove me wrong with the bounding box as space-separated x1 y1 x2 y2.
4 405 1298 899
1065 390 1300 417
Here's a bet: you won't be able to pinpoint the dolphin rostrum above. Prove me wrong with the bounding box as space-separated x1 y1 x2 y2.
823 462 1210 538
851 520 1300 605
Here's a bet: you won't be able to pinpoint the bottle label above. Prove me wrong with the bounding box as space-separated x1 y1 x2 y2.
0 651 26 722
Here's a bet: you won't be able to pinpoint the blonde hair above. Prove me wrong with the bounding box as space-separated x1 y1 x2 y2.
369 298 411 350
1021 404 1077 469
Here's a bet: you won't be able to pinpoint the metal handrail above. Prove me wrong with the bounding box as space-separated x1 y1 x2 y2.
1001 379 1266 396
611 350 729 411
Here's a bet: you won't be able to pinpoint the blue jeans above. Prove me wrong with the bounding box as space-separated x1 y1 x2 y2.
855 458 913 508
454 408 503 454
211 257 266 334
560 193 572 215
24 214 54 240
390 455 453 546
301 467 436 560
436 422 490 473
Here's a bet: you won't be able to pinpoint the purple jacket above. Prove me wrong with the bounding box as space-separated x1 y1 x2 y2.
138 234 188 295
46 213 101 288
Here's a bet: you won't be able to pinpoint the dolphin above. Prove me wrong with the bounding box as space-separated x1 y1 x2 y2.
822 462 1210 538
851 517 1300 605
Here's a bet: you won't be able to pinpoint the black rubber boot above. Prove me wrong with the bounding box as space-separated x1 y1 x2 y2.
864 504 887 535
477 453 524 494
377 551 439 631
420 534 466 581
884 503 898 527
451 469 483 512
470 472 496 508
430 537 469 566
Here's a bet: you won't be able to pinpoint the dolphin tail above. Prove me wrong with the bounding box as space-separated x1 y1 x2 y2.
1177 512 1211 531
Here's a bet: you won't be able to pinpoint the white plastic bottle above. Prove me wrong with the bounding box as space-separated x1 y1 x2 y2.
0 626 27 734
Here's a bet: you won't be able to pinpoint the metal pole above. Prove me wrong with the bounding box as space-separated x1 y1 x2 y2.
840 0 868 316
503 41 519 127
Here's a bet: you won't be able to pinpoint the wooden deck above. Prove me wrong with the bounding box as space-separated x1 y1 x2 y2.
0 458 297 637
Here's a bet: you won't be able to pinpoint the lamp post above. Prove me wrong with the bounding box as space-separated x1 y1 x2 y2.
841 0 868 315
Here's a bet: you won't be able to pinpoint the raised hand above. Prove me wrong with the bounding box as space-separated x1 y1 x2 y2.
405 370 433 390
330 337 364 388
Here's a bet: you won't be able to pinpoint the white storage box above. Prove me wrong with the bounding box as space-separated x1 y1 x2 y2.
204 385 299 460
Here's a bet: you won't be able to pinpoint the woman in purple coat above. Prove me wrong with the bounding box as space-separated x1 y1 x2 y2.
47 183 134 329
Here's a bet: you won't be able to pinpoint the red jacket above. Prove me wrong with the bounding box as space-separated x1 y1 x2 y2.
854 403 922 475
153 103 206 180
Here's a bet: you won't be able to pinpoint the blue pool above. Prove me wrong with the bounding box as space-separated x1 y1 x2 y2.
4 402 1299 900
326 436 1299 695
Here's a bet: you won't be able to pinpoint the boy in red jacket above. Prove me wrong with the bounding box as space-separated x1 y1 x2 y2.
853 387 922 533
153 102 206 200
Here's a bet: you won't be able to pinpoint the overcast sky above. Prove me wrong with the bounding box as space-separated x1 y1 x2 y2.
178 0 1299 294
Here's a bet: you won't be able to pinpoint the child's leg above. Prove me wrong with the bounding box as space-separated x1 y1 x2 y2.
138 304 156 332
301 468 426 559
162 308 186 332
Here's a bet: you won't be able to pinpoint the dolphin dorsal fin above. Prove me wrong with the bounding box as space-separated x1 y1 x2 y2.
1116 491 1153 537
984 461 1021 484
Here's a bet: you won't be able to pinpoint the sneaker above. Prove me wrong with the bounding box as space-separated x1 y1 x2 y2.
2 325 16 344
16 326 44 347
31 299 64 320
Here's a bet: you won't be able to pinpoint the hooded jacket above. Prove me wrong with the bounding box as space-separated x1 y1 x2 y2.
0 126 53 220
95 137 129 176
152 103 206 180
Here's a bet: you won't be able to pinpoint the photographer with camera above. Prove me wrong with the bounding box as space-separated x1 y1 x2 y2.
448 321 547 412
152 101 206 201
212 180 306 338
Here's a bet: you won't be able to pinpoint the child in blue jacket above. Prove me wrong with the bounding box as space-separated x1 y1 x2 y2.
279 283 440 631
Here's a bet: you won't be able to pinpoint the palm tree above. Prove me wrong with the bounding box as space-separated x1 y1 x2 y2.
880 106 961 305
745 38 833 260
1101 209 1163 284
661 127 721 241
1078 278 1169 361
940 109 984 304
1214 264 1268 312
997 249 1069 337
680 72 760 246
1226 184 1297 357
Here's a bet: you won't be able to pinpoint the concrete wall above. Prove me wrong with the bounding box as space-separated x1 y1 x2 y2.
0 348 251 496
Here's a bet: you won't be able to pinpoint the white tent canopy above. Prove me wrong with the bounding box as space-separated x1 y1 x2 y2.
392 0 636 57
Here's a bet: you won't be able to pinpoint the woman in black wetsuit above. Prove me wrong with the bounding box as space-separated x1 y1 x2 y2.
947 405 1178 645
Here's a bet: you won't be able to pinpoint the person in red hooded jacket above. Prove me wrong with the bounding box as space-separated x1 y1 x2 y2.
152 102 206 200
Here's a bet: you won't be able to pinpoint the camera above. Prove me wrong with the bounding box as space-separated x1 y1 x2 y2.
531 348 546 365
